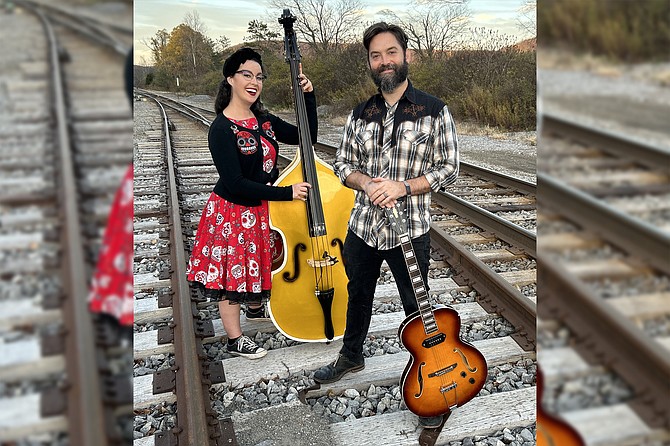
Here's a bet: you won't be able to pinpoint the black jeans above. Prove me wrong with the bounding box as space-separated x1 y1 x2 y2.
339 229 431 362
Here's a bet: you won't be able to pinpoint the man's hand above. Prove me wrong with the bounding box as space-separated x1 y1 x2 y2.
365 177 404 208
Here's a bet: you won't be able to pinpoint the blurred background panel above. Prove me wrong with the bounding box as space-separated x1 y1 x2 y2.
537 0 670 445
0 0 133 444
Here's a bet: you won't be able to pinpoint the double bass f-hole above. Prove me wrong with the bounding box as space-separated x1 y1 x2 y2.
282 243 307 282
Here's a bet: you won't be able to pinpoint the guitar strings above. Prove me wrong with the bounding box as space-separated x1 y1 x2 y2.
406 239 457 413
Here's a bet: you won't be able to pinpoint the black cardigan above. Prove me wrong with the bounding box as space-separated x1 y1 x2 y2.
208 91 318 206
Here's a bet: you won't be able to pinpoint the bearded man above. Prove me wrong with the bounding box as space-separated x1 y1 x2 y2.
312 22 460 429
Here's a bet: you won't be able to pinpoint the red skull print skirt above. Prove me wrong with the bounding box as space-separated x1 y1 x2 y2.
88 163 134 326
187 192 282 303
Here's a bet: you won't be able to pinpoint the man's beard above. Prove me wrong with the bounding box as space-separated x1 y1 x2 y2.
371 60 409 93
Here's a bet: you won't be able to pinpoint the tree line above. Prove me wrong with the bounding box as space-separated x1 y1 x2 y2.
137 0 537 131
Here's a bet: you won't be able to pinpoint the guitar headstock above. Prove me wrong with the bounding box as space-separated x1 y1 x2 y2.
384 202 408 236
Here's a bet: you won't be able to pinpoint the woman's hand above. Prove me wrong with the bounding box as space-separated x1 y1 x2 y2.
298 63 313 93
292 182 311 201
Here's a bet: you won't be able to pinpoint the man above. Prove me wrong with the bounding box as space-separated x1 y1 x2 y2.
312 22 459 428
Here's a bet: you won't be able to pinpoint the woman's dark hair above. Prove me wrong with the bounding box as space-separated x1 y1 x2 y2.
362 22 409 54
214 47 268 115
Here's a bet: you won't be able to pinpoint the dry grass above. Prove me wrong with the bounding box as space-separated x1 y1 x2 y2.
328 115 349 127
650 70 670 87
457 121 507 138
538 47 617 71
457 121 536 145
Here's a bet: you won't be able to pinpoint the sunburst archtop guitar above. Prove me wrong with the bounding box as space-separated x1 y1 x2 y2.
385 202 488 418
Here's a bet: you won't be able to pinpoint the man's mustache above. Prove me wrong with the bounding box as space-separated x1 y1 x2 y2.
376 63 397 73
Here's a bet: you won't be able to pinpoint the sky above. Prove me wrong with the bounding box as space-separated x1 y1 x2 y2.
134 0 533 65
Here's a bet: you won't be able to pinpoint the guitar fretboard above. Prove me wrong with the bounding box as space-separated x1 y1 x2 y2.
398 233 437 334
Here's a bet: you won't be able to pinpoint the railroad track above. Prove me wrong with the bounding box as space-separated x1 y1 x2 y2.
537 112 670 445
132 92 538 445
0 1 132 444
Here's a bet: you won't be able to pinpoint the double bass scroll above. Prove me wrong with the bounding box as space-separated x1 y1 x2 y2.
267 9 354 342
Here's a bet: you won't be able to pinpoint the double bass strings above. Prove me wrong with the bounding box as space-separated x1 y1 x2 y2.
313 235 335 291
288 59 335 293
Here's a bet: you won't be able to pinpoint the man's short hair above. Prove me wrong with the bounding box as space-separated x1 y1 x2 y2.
363 22 409 53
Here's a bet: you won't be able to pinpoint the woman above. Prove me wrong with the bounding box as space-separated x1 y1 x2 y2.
88 49 134 336
187 47 314 359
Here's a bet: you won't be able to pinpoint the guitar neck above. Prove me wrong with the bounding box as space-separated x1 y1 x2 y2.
397 232 438 335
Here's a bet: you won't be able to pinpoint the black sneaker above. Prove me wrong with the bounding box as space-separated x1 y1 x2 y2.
227 335 267 359
245 304 270 320
313 354 365 384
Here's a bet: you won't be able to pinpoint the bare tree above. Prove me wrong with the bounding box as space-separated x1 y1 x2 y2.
183 10 208 73
381 0 471 60
458 27 524 89
465 27 517 52
516 0 536 38
141 29 169 65
267 0 365 52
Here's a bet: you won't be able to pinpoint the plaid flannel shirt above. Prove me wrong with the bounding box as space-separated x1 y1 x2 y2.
333 80 459 250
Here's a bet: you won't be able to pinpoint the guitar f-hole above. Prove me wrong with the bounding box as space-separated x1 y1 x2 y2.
414 362 426 398
454 347 478 373
282 243 307 282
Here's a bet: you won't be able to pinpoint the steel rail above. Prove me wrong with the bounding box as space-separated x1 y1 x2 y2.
135 89 221 119
459 163 536 195
542 112 670 170
313 141 537 194
149 97 215 445
21 0 133 34
538 254 670 429
538 172 670 276
430 224 537 351
137 89 212 125
433 191 536 257
313 141 536 256
24 0 128 56
25 3 108 445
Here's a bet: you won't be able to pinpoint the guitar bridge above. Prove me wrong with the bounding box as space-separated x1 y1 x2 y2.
440 382 457 393
428 363 457 378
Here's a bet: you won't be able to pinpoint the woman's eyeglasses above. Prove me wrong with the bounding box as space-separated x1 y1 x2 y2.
235 70 267 83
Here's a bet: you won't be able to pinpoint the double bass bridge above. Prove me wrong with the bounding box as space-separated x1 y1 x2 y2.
306 251 339 268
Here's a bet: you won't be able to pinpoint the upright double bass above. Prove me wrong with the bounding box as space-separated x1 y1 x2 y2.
267 9 354 342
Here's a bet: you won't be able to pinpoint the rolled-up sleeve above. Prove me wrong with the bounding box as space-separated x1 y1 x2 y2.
333 112 359 185
424 106 459 191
